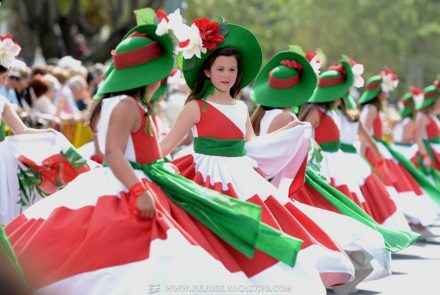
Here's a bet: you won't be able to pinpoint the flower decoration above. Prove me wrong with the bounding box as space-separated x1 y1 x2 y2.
0 35 21 69
305 52 321 75
349 58 364 88
193 18 224 50
177 23 207 59
155 9 184 37
380 69 398 93
411 87 424 106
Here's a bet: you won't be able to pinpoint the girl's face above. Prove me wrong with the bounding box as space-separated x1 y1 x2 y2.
205 55 238 93
0 71 8 87
378 91 389 101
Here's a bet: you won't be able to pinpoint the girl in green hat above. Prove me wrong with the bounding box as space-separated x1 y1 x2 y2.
161 17 359 292
5 19 318 293
411 82 440 184
359 71 440 237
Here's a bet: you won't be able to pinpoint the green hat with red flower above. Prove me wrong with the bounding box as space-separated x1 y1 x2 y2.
173 17 262 91
359 69 399 104
399 88 420 117
308 58 353 103
95 24 174 97
417 81 439 110
250 46 318 107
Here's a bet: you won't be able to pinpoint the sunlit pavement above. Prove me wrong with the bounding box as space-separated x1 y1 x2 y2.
328 220 440 295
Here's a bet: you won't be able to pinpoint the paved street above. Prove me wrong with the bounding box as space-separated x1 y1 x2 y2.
330 221 440 295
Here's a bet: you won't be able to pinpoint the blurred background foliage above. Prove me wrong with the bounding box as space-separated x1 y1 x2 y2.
1 0 440 100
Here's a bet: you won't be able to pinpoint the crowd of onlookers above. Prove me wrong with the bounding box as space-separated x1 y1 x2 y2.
0 56 105 133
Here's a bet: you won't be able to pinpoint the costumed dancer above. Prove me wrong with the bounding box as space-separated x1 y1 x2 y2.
5 22 325 295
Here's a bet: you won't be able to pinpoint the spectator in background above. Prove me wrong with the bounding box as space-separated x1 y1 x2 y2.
0 70 19 105
67 75 88 111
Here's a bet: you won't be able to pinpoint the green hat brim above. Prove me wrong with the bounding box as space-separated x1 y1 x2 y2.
308 60 353 103
416 98 436 110
151 84 167 102
182 24 262 91
400 105 414 117
250 51 317 108
343 94 357 110
359 75 382 104
95 24 174 97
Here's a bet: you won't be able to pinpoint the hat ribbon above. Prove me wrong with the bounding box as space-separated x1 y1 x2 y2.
269 60 302 89
318 64 346 87
366 81 381 90
112 36 163 69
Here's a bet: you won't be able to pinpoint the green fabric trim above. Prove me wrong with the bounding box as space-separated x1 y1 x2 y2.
375 137 440 205
393 141 412 147
0 122 4 141
194 137 246 157
0 226 25 282
319 140 341 152
340 143 357 153
428 136 440 144
130 160 302 266
305 168 420 252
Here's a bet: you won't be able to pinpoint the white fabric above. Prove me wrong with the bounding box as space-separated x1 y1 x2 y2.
0 94 7 118
0 140 20 224
0 133 97 224
97 95 137 162
392 117 411 143
339 114 359 144
189 104 391 282
360 104 372 134
259 109 284 136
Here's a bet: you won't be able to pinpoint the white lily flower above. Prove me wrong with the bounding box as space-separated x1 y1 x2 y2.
381 74 395 93
351 63 364 88
156 9 184 37
413 93 424 107
0 38 21 68
178 23 206 59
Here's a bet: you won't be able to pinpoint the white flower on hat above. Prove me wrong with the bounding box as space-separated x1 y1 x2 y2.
0 37 21 68
351 63 364 88
155 9 184 37
380 69 399 93
305 52 321 76
411 87 424 106
177 23 206 59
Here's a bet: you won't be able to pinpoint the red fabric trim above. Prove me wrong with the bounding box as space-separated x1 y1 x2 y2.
318 76 345 87
367 82 381 90
373 112 383 139
130 102 162 164
112 42 162 69
269 72 300 88
426 116 440 139
314 108 340 144
195 100 244 139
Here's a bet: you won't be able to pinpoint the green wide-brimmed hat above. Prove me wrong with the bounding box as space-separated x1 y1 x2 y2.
417 84 439 110
358 75 382 104
151 78 167 102
343 94 357 110
308 60 353 103
95 24 174 97
182 22 262 91
399 91 415 117
250 49 317 108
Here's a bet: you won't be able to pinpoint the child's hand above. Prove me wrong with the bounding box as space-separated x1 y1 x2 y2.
136 191 156 218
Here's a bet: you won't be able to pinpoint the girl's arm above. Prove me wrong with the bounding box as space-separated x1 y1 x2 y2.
358 121 383 161
360 105 377 155
105 98 155 218
160 100 200 156
303 107 320 128
3 100 54 135
414 113 431 167
267 111 294 133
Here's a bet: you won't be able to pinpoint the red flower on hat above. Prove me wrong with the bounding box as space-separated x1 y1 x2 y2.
410 87 423 96
0 34 13 41
280 60 303 71
194 18 224 50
